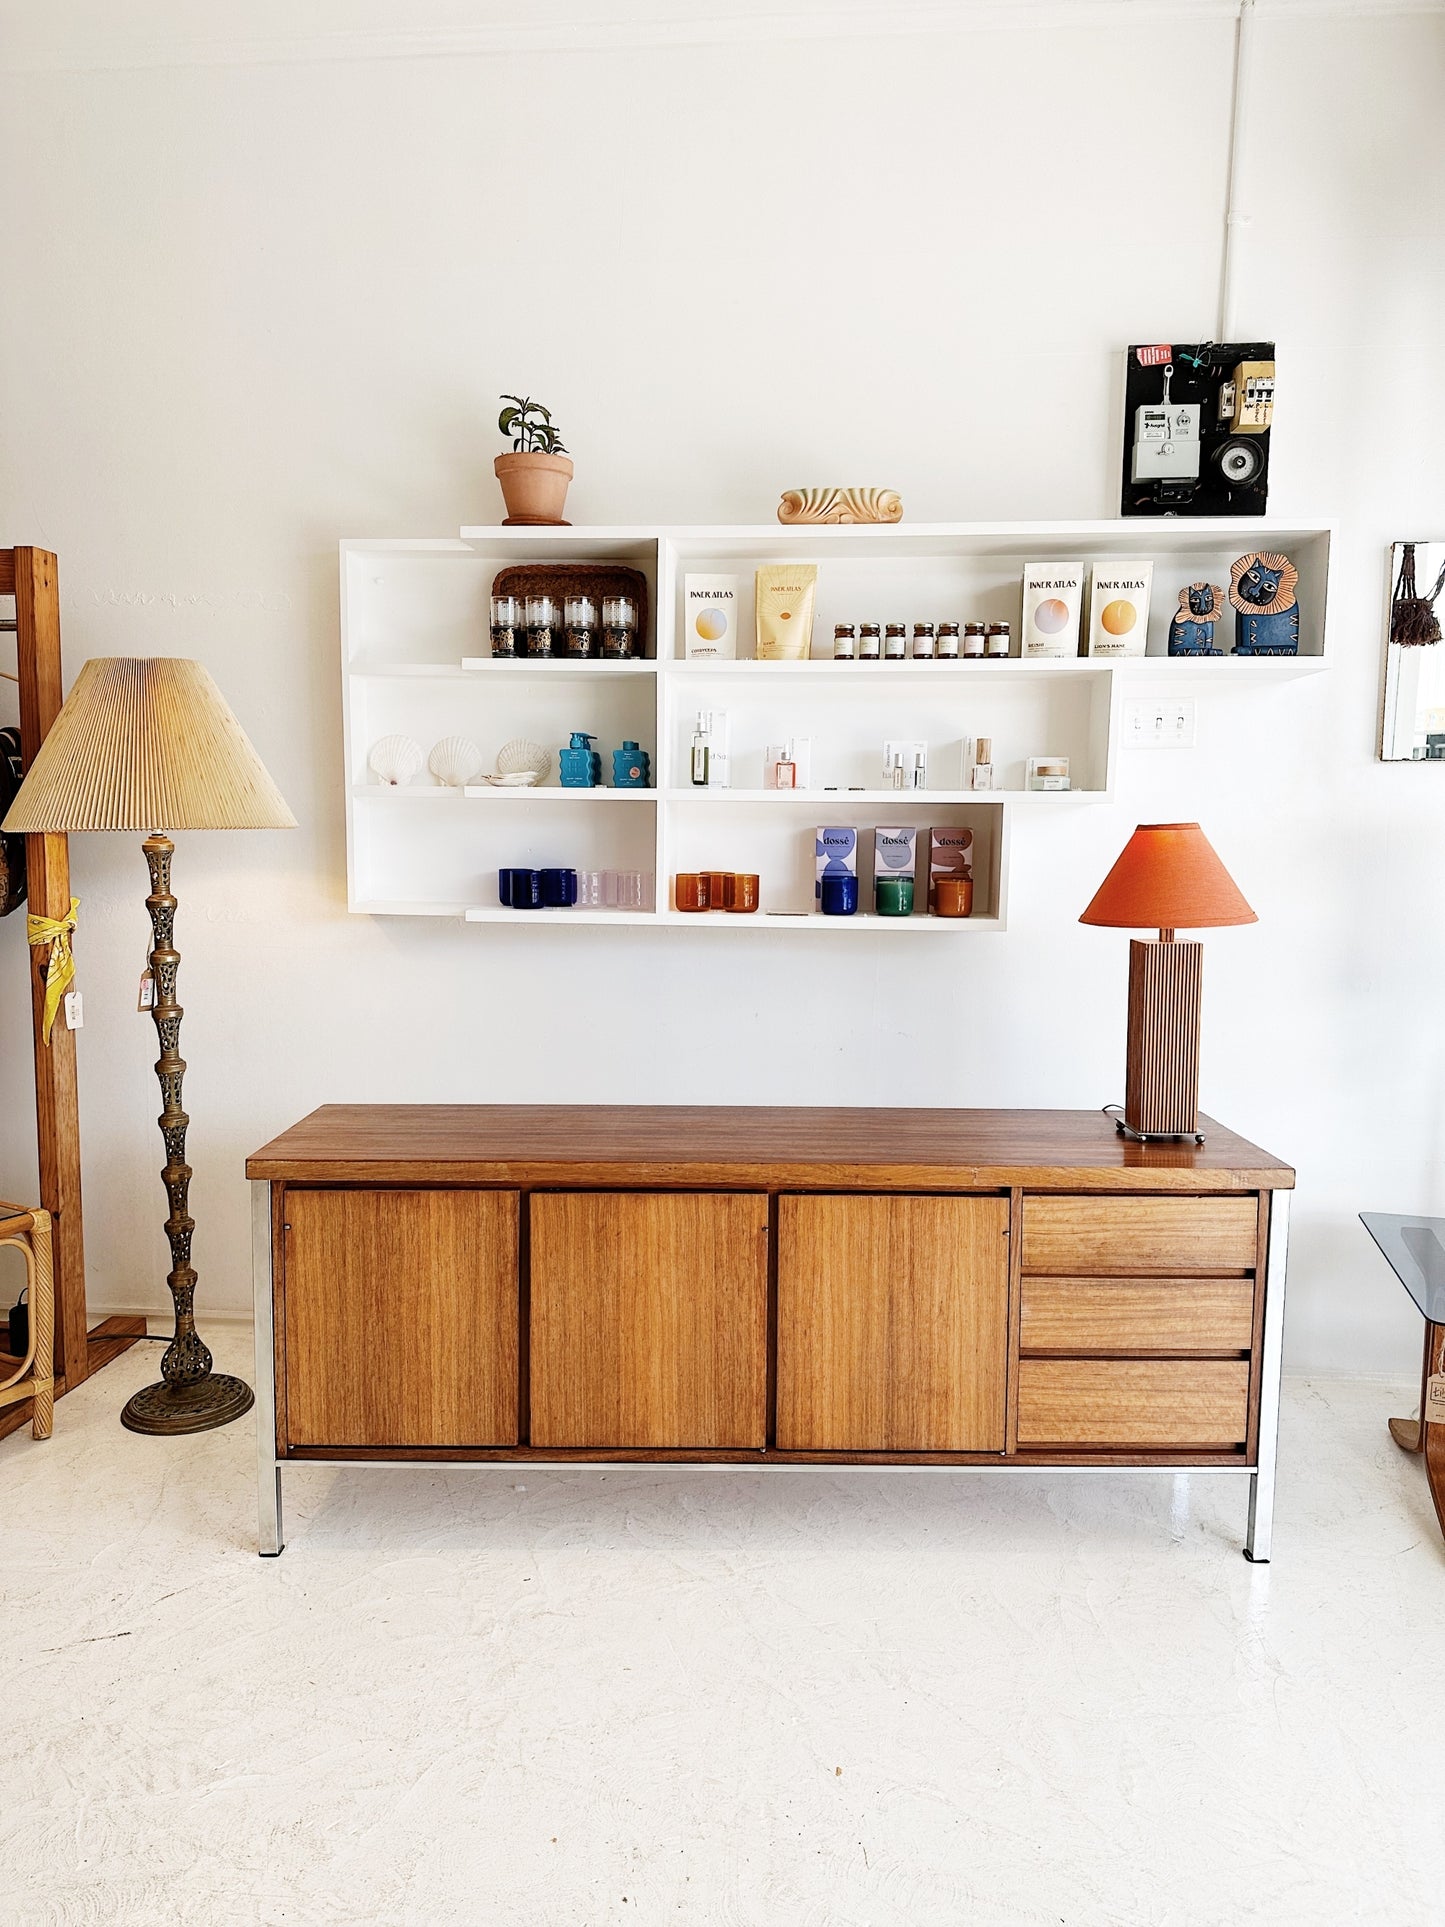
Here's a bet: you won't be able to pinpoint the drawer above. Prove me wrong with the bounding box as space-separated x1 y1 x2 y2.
1017 1358 1251 1448
1021 1196 1257 1276
1019 1277 1256 1356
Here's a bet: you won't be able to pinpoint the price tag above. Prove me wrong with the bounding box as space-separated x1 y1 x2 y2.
1426 1375 1445 1426
63 989 83 1030
137 968 155 1012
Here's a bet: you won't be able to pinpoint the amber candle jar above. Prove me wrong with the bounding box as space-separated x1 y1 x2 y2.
727 873 759 913
674 874 709 912
933 877 974 918
704 870 733 909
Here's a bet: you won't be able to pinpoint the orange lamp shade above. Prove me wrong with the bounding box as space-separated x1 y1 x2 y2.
1079 823 1256 931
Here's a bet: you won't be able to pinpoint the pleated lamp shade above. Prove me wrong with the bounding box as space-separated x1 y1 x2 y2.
1 657 295 833
1079 822 1256 931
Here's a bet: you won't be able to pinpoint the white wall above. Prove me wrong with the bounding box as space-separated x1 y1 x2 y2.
1 2 1441 1372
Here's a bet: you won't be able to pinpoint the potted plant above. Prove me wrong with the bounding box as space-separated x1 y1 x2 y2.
494 395 573 526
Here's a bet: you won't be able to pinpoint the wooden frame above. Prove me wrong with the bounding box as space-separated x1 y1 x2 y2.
0 549 143 1442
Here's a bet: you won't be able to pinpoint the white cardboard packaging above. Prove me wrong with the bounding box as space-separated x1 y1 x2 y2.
1021 562 1085 658
683 574 744 659
1087 561 1153 658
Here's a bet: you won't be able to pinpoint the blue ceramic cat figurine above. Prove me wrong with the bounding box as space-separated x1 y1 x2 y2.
1229 552 1300 655
1168 581 1225 656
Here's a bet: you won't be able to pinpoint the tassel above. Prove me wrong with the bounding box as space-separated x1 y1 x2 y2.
1392 543 1442 646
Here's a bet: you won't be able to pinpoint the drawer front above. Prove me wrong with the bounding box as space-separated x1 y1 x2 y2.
1017 1358 1251 1448
1019 1277 1256 1356
1021 1195 1257 1276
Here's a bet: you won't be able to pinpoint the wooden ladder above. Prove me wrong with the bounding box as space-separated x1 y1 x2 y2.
0 548 144 1440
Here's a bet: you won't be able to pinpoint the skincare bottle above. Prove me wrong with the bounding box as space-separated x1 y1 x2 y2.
887 749 906 790
833 623 857 662
962 622 986 659
984 621 1011 660
690 713 711 787
858 622 882 662
969 736 994 790
775 742 797 789
937 621 960 660
910 748 927 790
884 623 908 662
911 622 936 660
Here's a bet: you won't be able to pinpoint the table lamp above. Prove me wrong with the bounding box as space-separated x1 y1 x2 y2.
1080 822 1255 1143
2 658 295 1434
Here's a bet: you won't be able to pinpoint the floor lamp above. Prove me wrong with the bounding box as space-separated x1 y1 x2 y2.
3 658 295 1434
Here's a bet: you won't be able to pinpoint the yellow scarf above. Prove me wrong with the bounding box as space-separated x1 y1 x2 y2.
27 897 79 1044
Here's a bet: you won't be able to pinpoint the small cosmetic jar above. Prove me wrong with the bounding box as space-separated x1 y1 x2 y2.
539 867 578 908
728 873 760 913
819 873 859 916
499 867 542 909
933 877 974 918
874 875 915 917
675 873 709 912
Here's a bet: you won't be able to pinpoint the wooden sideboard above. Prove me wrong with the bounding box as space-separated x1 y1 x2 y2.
247 1106 1293 1559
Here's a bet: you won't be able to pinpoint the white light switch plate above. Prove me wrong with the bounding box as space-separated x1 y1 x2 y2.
1123 697 1197 748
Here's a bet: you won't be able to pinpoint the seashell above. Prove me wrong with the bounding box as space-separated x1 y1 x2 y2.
427 735 483 787
368 734 423 786
495 737 552 783
777 486 903 526
482 771 540 787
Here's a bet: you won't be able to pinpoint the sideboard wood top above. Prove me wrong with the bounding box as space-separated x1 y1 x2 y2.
246 1106 1293 1191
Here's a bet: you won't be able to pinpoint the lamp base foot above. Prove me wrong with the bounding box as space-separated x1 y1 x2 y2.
1105 1104 1206 1146
121 1372 255 1436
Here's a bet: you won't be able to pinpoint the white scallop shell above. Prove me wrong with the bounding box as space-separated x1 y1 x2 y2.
368 734 423 786
495 738 552 782
427 735 483 787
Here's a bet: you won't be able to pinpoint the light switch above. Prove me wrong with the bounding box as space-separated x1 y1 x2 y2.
1123 698 1197 748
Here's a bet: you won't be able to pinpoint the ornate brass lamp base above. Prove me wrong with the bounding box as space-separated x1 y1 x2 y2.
122 1372 254 1436
121 833 254 1437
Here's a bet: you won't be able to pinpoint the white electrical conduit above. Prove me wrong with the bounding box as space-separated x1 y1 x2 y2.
1217 0 1256 341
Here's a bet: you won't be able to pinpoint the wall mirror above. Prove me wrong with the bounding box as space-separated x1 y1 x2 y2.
1381 541 1445 760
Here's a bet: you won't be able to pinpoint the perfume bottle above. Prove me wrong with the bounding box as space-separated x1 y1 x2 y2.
969 735 994 791
690 712 711 787
910 748 927 789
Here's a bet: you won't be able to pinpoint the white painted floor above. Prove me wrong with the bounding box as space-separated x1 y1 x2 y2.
4 1329 1443 1926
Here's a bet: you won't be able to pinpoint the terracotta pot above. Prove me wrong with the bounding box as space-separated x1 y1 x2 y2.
494 451 573 526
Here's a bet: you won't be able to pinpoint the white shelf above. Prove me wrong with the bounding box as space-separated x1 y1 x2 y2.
663 787 1095 805
351 785 655 802
343 520 1332 926
459 907 1004 931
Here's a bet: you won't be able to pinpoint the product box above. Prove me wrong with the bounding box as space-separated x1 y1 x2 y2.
815 826 858 902
1021 562 1085 658
873 826 918 879
928 826 974 907
683 574 743 660
1086 561 1153 657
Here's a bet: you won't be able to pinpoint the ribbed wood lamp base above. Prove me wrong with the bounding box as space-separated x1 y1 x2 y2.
1123 938 1204 1139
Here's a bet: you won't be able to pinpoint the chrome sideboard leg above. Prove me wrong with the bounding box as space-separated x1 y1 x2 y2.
1244 1190 1290 1563
252 1179 285 1557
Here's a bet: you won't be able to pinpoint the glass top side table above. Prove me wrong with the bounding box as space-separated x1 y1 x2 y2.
1360 1211 1445 1540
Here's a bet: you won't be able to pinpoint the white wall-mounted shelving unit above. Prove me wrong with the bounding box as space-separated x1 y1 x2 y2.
340 520 1331 929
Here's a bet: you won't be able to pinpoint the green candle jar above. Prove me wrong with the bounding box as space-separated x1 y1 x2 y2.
874 875 915 916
